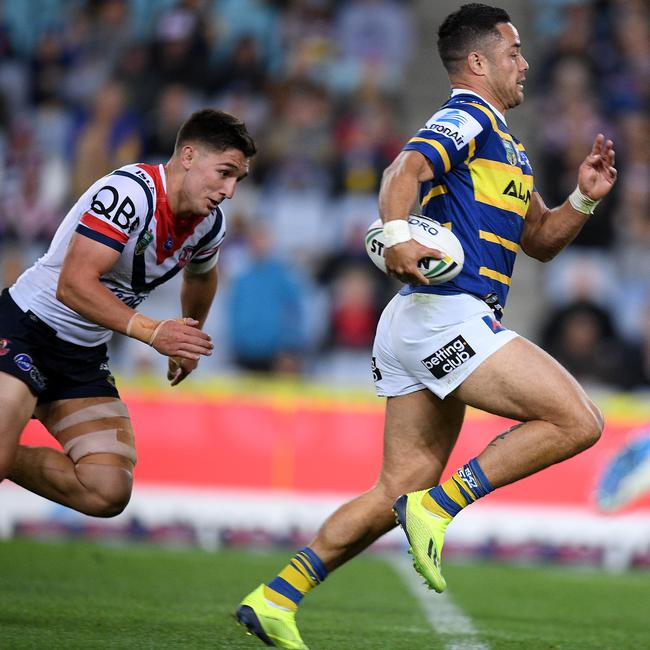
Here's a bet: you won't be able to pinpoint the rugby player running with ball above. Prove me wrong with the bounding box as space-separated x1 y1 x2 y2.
235 5 616 649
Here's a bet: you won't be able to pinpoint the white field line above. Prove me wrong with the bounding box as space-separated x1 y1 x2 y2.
388 555 490 650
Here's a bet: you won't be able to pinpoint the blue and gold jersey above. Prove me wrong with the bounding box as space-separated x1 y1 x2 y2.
400 90 534 310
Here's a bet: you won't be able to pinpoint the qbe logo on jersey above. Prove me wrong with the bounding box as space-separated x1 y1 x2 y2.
421 335 476 379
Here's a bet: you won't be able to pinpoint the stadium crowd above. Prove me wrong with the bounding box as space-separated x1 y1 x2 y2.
0 0 648 391
531 0 650 391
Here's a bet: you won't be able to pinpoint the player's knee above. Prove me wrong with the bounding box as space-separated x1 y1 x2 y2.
568 399 604 453
75 462 133 517
46 398 137 516
376 467 442 502
584 399 605 445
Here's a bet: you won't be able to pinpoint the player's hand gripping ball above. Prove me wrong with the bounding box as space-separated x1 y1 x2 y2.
365 215 464 284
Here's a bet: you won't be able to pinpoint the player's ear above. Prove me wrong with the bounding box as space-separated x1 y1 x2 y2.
180 144 195 170
467 51 487 76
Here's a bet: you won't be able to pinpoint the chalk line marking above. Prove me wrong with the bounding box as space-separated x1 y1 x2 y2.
388 555 490 650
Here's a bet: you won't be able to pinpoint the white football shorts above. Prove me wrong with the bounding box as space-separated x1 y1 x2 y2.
372 292 519 399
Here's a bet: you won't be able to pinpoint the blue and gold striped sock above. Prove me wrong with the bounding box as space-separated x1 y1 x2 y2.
422 457 494 519
263 547 328 612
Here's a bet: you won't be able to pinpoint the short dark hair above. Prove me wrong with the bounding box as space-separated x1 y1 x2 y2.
175 109 257 158
437 3 511 74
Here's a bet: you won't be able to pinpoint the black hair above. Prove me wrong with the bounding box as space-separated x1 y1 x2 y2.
175 108 257 158
437 3 511 73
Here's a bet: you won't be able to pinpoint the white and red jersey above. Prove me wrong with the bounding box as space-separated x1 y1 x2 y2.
10 163 225 346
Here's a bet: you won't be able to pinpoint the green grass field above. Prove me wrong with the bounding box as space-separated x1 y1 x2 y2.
0 539 648 649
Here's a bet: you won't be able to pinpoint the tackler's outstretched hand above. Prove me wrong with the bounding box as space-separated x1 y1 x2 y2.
149 317 213 360
578 134 617 200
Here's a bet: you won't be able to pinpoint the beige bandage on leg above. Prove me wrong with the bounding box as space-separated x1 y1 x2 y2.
63 430 137 464
25 397 138 516
46 398 137 465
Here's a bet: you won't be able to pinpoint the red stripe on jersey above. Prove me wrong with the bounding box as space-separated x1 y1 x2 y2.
137 163 206 265
79 213 129 244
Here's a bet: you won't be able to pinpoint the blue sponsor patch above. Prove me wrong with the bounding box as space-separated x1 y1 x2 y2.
14 353 33 371
481 315 505 333
436 109 469 129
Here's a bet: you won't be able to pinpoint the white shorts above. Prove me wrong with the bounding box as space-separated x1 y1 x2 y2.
372 292 519 399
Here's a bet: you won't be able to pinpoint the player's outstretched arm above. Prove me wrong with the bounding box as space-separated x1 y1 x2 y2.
57 233 213 361
379 150 442 285
167 266 219 386
521 134 617 261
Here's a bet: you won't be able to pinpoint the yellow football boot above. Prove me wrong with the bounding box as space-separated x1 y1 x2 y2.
393 490 451 593
235 584 309 649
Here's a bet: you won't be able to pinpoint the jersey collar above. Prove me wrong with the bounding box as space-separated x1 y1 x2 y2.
450 88 507 126
159 164 168 192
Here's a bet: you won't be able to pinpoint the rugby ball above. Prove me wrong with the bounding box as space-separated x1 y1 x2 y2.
365 215 464 284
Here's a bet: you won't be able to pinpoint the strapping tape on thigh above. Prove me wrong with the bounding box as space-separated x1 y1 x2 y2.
63 430 137 464
50 401 130 436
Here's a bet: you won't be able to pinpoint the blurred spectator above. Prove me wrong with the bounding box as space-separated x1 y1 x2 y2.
335 0 413 93
143 83 197 162
60 3 126 106
611 163 650 343
325 265 380 352
0 22 29 116
211 34 269 95
274 0 335 87
255 79 336 270
332 92 403 196
87 0 133 69
113 43 163 116
532 0 650 395
540 300 632 390
226 221 308 374
0 119 67 257
258 79 334 193
211 84 270 141
536 56 615 247
212 0 280 69
0 115 68 288
600 0 650 115
28 27 70 107
69 79 143 198
151 0 212 93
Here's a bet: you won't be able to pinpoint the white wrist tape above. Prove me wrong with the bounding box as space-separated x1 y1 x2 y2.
383 219 412 248
568 186 600 215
